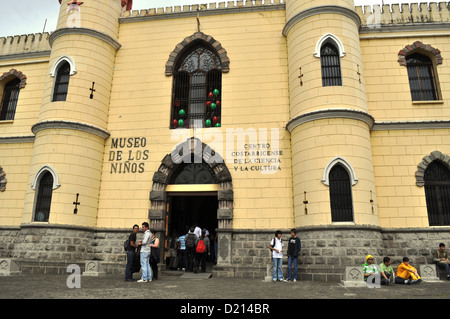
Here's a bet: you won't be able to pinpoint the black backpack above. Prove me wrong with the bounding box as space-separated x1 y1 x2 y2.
124 237 129 252
186 233 196 248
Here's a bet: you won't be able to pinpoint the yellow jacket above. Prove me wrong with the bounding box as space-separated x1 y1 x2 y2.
396 262 416 278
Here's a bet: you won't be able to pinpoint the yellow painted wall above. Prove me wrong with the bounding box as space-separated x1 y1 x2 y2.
371 129 450 228
97 8 293 229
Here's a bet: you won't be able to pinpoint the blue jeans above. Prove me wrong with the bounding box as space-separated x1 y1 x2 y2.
125 251 135 280
272 258 283 281
287 256 298 280
140 252 152 281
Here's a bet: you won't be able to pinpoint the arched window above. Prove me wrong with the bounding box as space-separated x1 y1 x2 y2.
0 78 21 120
329 163 354 222
52 61 71 102
424 160 450 226
171 43 222 129
406 53 440 101
321 43 342 87
33 171 54 222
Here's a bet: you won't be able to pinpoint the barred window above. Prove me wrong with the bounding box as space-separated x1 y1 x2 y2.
321 43 342 87
52 61 70 102
406 53 440 101
424 160 450 226
33 171 53 222
329 164 354 222
171 44 222 129
0 78 21 121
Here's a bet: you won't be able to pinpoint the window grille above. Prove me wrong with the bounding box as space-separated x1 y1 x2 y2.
406 53 440 101
424 160 450 226
0 78 21 120
33 171 53 222
53 61 70 102
321 43 342 87
329 164 354 222
171 44 222 129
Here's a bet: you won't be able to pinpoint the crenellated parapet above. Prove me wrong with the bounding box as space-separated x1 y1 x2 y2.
356 2 450 27
0 33 51 58
120 0 285 21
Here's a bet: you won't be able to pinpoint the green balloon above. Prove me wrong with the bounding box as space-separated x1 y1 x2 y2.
179 109 185 116
213 89 220 96
178 119 184 127
210 103 216 110
205 119 212 127
215 123 221 127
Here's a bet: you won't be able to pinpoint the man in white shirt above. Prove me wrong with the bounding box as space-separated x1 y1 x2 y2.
270 230 284 282
138 222 152 282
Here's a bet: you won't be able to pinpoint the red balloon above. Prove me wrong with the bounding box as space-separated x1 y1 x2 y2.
174 100 181 108
208 92 214 99
213 116 219 124
216 101 221 108
206 101 212 108
172 119 178 127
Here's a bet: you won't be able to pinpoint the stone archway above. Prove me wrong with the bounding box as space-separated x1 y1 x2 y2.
149 137 234 265
149 137 233 230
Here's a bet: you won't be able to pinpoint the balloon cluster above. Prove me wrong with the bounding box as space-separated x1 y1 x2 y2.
206 89 221 127
172 99 186 128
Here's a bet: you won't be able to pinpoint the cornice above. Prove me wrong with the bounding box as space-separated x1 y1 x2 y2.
283 5 361 37
49 28 122 51
286 109 374 133
31 120 110 140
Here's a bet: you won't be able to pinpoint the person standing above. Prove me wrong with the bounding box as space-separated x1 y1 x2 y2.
433 243 450 280
125 224 139 282
270 230 284 282
194 229 210 273
177 231 186 270
137 222 151 282
285 229 301 282
150 229 160 280
185 226 197 272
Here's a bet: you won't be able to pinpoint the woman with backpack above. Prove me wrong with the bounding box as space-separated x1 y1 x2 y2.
194 229 210 273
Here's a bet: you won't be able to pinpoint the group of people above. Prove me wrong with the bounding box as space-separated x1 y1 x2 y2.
270 229 450 284
125 223 216 282
362 243 450 285
124 222 161 282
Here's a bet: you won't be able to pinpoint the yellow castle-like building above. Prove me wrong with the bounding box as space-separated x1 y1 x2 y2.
0 0 450 280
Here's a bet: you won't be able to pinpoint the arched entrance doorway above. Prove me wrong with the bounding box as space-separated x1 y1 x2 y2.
149 137 233 267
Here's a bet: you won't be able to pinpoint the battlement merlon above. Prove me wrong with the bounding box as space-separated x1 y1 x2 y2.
356 2 450 27
0 33 51 60
119 0 450 27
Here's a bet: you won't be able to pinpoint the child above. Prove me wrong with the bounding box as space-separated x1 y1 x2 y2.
285 228 301 282
395 257 421 284
379 256 395 285
270 230 284 282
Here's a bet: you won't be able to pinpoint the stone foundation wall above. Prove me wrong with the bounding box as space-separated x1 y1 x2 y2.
1 224 449 280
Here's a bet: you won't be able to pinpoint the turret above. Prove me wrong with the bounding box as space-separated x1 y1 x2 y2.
284 0 379 226
22 0 123 226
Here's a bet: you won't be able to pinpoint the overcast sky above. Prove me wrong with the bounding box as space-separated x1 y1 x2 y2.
1 0 415 38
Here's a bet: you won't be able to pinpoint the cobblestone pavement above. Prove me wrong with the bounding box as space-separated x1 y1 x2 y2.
1 271 450 300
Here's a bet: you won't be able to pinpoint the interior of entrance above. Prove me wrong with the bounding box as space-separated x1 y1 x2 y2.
167 193 218 269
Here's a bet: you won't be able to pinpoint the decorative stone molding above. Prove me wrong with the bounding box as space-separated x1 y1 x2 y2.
286 109 375 133
322 156 358 186
149 137 233 230
415 150 450 187
49 28 122 51
0 166 6 192
314 33 346 58
31 165 61 190
283 6 361 37
31 120 110 140
0 69 27 89
398 40 443 66
50 55 77 76
165 31 230 76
